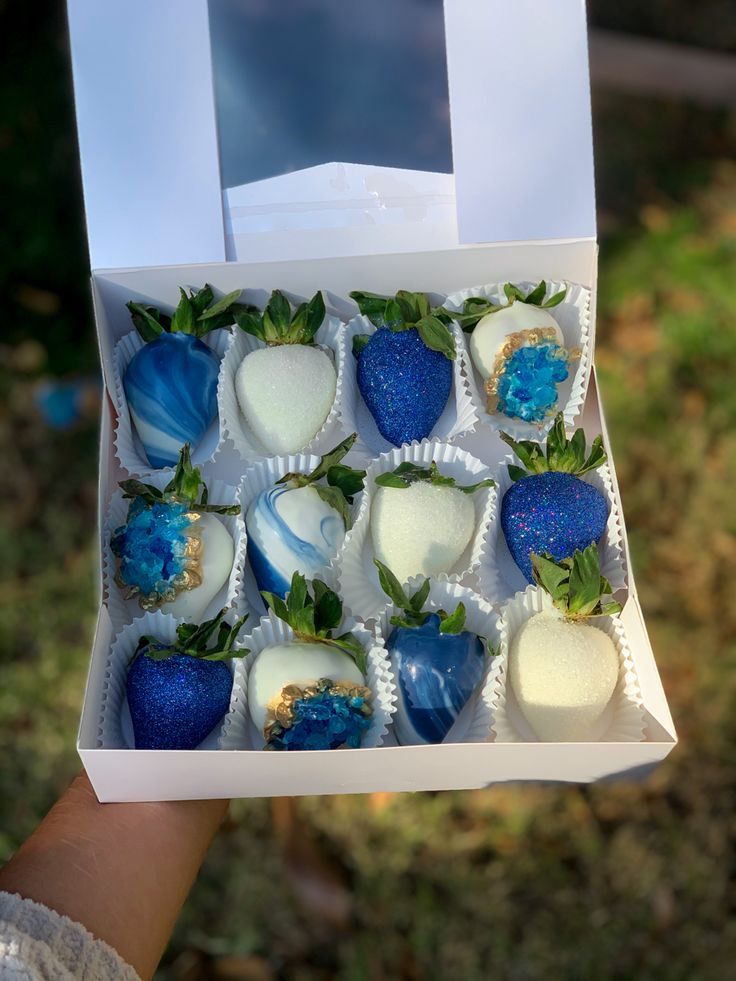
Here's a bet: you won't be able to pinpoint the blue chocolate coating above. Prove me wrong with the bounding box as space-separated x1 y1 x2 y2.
123 333 220 468
501 471 608 582
357 328 452 446
126 649 233 750
387 613 485 745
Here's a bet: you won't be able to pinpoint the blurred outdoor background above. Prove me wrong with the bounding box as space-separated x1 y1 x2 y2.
2 0 736 978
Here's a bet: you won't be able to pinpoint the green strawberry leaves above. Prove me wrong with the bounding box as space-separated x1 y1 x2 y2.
275 434 366 530
530 543 623 620
118 444 240 515
136 608 249 663
127 284 246 341
501 412 607 481
349 289 457 361
262 573 368 675
235 289 326 346
374 559 467 634
444 280 568 333
375 460 494 495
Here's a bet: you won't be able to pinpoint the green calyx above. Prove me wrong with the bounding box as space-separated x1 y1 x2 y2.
262 572 368 675
501 412 606 482
446 280 567 333
118 444 240 516
531 543 622 621
350 289 457 361
234 289 326 346
375 460 494 495
127 284 247 342
276 433 366 530
373 560 467 634
135 608 249 663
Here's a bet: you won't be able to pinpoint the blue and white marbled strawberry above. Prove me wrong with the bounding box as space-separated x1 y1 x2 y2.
246 435 365 599
350 290 456 446
124 285 243 468
126 609 248 749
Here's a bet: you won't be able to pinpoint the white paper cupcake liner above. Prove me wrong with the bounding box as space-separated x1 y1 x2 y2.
98 610 242 749
237 451 366 616
219 612 396 750
339 316 478 459
373 579 500 745
218 316 348 465
337 441 498 621
112 327 232 478
482 586 645 744
102 474 248 633
443 280 592 443
480 456 627 602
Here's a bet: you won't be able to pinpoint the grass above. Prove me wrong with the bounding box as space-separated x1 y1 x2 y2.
2 2 736 978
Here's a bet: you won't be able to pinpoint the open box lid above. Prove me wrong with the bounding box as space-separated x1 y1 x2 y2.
66 0 596 272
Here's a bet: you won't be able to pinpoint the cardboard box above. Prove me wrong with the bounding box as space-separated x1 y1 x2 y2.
67 0 676 801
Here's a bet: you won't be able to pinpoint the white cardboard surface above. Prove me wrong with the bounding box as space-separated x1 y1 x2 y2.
66 0 225 269
444 0 597 244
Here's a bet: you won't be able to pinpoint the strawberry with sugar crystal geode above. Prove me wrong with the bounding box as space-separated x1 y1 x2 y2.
234 289 337 454
350 290 457 445
499 412 609 583
111 444 239 620
509 544 622 741
246 434 365 599
451 281 577 423
371 461 494 584
248 573 373 751
375 560 488 746
124 284 244 468
126 608 248 749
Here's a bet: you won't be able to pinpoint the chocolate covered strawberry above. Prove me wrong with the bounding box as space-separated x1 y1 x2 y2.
350 290 457 445
500 413 609 582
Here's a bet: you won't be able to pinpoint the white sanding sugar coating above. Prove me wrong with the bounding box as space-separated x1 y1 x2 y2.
235 345 337 454
370 483 476 583
160 513 234 621
247 642 365 733
470 302 563 379
509 610 619 741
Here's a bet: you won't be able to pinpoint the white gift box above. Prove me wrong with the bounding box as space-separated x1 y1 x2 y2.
67 0 676 800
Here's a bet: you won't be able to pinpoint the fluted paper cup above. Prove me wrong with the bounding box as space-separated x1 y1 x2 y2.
113 327 231 478
483 586 645 744
219 316 348 465
480 456 627 602
98 610 243 750
103 474 248 633
337 441 498 621
374 579 500 745
237 451 366 617
339 317 478 460
443 280 592 443
219 613 396 750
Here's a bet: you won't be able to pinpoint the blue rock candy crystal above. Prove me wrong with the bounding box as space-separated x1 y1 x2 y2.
111 498 194 599
267 687 372 751
496 343 570 423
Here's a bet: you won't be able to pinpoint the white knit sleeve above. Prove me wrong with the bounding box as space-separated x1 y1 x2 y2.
0 892 140 981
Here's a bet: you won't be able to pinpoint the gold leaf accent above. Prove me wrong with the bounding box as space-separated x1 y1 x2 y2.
483 328 580 416
262 678 374 742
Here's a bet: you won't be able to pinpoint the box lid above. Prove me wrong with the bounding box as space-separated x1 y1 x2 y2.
67 0 596 271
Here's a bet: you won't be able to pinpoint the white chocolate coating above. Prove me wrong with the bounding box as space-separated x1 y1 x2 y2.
235 345 337 454
509 610 619 741
470 302 563 379
161 513 234 620
248 641 365 732
371 483 476 583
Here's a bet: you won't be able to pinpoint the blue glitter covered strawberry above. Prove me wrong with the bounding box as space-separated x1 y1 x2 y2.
450 281 578 424
375 560 488 746
349 290 457 445
500 413 609 582
248 573 374 750
126 608 248 749
124 284 246 468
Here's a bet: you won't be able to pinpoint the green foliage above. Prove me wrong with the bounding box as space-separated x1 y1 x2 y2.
374 559 467 634
375 460 494 495
501 412 607 481
276 434 366 528
127 284 244 340
118 444 240 515
349 289 457 360
531 544 622 619
235 289 326 345
447 280 567 332
137 609 249 663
